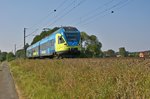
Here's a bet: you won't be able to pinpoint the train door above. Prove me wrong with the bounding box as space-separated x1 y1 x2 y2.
55 34 66 52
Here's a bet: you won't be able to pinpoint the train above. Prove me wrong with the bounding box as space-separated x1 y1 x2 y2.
26 26 81 58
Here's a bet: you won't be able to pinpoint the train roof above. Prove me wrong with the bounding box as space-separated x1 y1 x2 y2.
62 26 78 32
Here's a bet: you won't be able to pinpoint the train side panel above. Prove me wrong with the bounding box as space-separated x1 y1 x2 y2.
39 34 56 57
26 42 40 58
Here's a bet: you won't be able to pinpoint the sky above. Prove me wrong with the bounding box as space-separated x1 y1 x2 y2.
0 0 150 52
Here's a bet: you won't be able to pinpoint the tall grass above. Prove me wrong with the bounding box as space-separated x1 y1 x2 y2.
10 58 150 99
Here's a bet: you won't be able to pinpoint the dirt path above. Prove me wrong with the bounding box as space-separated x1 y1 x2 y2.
0 62 19 99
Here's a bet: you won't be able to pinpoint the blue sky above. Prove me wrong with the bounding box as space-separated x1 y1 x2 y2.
0 0 150 52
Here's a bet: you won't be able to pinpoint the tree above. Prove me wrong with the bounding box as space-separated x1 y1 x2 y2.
6 52 15 62
24 43 29 50
103 49 116 57
80 32 102 58
128 52 139 57
0 52 7 62
107 49 116 57
119 47 127 57
15 49 25 58
31 27 59 45
31 35 41 45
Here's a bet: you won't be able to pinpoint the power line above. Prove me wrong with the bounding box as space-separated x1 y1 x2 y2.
28 0 70 30
26 11 56 39
38 0 77 30
73 0 115 25
25 0 133 41
55 0 69 10
28 11 56 30
42 0 77 28
77 0 131 26
82 0 129 24
82 0 115 19
114 0 134 11
26 29 39 37
26 0 71 38
45 0 88 28
16 43 24 49
28 0 87 39
80 12 111 27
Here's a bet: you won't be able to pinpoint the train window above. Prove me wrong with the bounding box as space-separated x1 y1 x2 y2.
58 36 65 44
40 40 54 50
64 27 78 32
51 39 55 46
50 40 52 46
41 42 48 50
50 39 54 46
65 33 79 41
46 42 49 48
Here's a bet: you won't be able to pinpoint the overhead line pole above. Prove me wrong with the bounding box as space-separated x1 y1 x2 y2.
14 44 16 56
24 28 26 58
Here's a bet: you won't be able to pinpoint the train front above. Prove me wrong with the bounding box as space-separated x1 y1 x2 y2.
55 27 81 57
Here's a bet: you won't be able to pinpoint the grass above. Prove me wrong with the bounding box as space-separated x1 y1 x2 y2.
10 58 150 99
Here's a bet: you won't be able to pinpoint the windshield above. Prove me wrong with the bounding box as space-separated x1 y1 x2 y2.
64 32 79 41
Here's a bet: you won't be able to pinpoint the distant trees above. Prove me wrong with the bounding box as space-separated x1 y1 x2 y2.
128 52 139 57
0 52 7 62
31 35 41 45
31 27 59 45
107 49 116 57
119 47 127 57
0 51 15 62
103 49 116 57
15 49 25 58
80 32 102 58
6 52 15 62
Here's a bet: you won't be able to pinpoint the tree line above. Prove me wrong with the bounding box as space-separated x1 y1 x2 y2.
0 27 148 62
0 51 15 62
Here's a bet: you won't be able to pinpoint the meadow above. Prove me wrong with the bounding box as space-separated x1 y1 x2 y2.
10 58 150 99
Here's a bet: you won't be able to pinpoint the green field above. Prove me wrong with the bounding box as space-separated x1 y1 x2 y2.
10 58 150 99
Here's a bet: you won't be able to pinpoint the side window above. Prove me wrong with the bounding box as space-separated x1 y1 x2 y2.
58 36 65 44
52 39 55 46
49 39 55 46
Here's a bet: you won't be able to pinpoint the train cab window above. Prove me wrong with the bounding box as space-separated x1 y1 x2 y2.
58 36 65 44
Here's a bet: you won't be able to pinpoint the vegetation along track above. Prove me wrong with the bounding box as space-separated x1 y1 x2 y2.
10 58 150 99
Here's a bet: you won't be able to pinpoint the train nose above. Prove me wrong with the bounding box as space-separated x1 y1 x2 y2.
69 48 79 53
68 41 78 46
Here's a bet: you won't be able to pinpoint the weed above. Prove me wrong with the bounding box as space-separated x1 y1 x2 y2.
10 58 150 99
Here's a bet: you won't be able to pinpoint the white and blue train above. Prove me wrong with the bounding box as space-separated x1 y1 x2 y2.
26 26 81 58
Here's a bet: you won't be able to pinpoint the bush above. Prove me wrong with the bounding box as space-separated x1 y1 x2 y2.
6 52 15 61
